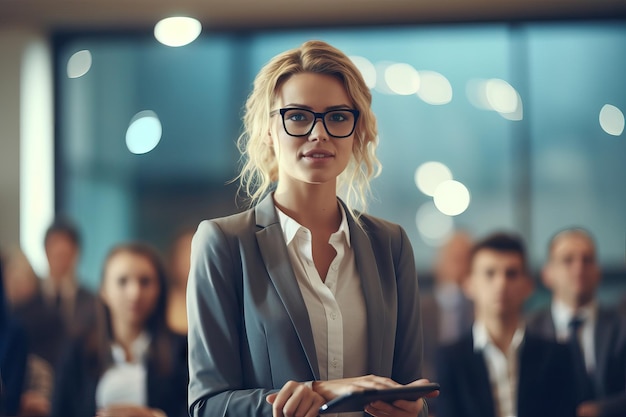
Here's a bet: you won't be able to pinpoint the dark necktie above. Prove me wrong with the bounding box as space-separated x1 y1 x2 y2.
568 316 595 402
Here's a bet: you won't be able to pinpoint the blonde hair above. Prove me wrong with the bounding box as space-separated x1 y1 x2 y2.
235 40 381 215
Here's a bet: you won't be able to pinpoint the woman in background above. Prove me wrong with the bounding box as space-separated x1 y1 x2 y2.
51 242 187 417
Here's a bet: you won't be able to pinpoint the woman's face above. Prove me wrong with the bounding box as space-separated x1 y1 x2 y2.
269 72 355 190
101 251 161 329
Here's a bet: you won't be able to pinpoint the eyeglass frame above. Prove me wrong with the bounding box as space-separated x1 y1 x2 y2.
270 107 360 139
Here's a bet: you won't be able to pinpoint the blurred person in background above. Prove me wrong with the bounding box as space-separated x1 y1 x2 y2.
436 232 577 417
2 247 39 309
527 228 626 417
420 231 474 381
13 218 96 368
1 253 28 417
166 229 194 336
2 247 54 417
51 242 188 417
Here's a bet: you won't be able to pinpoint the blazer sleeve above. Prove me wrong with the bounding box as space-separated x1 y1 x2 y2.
187 220 275 417
391 225 425 383
363 220 429 416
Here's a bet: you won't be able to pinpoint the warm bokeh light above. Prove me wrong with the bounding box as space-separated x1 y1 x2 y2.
66 50 92 79
126 110 162 154
416 71 452 105
414 161 453 196
466 78 490 110
384 63 420 95
499 91 523 121
599 104 625 136
433 180 471 216
467 78 523 120
154 17 202 47
485 78 518 114
416 202 454 246
350 55 376 89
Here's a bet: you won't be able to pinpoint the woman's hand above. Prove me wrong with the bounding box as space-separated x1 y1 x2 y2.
312 376 439 417
364 379 439 417
265 380 326 417
312 374 403 400
95 404 166 417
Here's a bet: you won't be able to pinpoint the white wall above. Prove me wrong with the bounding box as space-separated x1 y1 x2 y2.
0 27 54 276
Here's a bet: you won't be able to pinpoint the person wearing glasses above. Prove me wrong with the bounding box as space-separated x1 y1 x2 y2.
187 40 435 417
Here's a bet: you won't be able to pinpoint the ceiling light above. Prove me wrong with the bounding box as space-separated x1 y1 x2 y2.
154 17 202 47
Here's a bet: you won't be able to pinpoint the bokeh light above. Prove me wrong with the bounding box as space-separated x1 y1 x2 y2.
599 104 625 136
416 202 454 246
66 50 92 79
154 17 202 47
433 180 471 216
416 71 452 105
126 110 162 154
350 55 376 89
414 161 453 196
384 63 420 95
485 78 518 114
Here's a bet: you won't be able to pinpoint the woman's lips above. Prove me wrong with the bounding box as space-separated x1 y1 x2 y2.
302 149 334 158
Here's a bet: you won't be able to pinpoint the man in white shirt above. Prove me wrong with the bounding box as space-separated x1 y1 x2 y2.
436 232 576 417
527 228 626 417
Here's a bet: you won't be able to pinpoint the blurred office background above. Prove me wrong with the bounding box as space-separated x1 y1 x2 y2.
1 0 625 305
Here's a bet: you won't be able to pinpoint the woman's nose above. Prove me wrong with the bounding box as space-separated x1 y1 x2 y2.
307 118 329 142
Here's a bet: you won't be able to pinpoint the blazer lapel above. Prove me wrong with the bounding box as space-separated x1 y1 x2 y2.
593 308 615 395
345 210 386 375
255 194 320 380
467 347 496 417
542 309 558 340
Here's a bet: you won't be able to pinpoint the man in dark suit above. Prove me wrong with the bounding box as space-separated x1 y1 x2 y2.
527 228 626 417
14 217 97 367
436 232 577 417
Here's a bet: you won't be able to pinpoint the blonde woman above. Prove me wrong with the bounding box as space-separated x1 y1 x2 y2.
187 40 435 417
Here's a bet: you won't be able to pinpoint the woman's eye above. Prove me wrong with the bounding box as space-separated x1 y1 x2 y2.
287 112 309 122
328 112 349 122
139 276 155 287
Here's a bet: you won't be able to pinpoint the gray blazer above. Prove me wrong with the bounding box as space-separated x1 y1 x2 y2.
187 194 426 417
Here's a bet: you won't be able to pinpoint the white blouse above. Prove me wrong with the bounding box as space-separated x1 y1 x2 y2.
95 332 151 409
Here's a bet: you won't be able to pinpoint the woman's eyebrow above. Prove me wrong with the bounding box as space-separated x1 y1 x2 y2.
282 103 354 111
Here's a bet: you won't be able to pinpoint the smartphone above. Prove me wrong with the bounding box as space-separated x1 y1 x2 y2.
318 382 440 414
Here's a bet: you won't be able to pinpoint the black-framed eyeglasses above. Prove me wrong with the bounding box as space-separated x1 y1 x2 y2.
270 107 360 138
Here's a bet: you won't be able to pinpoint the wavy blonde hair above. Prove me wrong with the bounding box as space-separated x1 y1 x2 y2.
235 40 381 216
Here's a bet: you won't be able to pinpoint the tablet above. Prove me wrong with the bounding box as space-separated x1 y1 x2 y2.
319 382 440 414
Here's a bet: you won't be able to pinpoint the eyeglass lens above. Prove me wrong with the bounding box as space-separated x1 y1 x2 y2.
282 109 356 138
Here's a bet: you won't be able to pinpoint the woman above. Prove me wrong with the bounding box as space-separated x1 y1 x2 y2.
187 40 435 417
51 242 187 417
